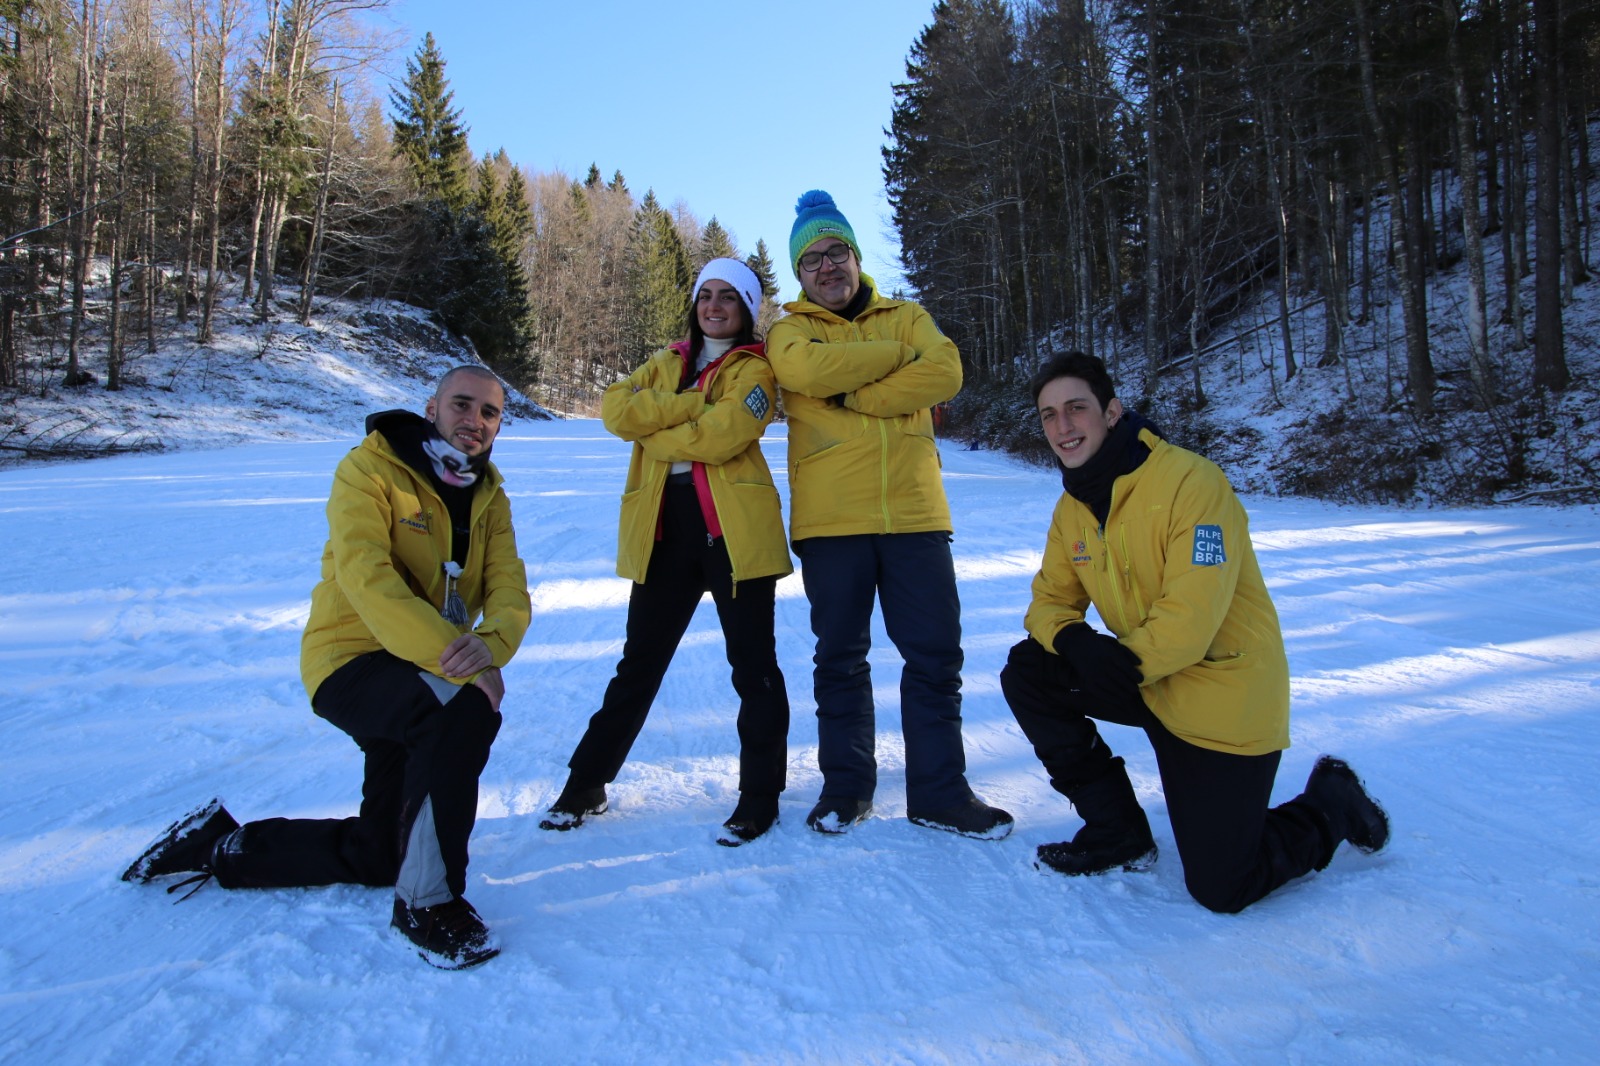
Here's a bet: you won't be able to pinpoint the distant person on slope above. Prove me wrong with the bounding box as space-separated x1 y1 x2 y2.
1002 351 1388 912
539 258 792 846
765 189 1011 839
123 365 530 969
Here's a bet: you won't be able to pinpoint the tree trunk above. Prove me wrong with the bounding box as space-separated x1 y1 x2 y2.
1445 0 1493 405
1531 0 1568 390
66 0 108 388
299 79 340 325
1353 0 1433 415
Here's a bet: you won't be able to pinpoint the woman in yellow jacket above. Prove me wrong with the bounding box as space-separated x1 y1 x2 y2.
541 258 792 846
1001 352 1389 913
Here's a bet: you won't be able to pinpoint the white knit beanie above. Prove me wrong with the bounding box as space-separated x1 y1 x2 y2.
692 257 762 324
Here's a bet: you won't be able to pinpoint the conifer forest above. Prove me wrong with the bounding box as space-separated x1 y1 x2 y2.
2 0 1597 499
888 0 1590 414
0 1 781 415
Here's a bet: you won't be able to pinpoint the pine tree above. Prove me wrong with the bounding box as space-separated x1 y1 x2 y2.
745 239 779 297
568 179 593 226
388 36 533 370
390 33 471 209
450 156 532 365
625 189 692 360
697 216 736 268
584 162 602 188
608 169 629 195
745 238 782 333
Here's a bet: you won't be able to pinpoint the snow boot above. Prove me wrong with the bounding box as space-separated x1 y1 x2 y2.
717 793 779 847
907 796 1015 840
804 795 873 835
391 896 499 970
1036 764 1157 876
121 798 240 884
538 783 608 831
1300 756 1389 855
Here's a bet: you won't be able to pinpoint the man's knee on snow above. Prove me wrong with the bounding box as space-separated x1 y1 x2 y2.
1184 869 1254 915
1001 637 1049 700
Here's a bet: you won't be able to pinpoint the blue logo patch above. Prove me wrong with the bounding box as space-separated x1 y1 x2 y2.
1192 525 1226 566
744 385 770 420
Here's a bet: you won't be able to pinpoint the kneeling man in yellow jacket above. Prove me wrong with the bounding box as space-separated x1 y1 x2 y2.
1002 352 1388 912
123 365 530 967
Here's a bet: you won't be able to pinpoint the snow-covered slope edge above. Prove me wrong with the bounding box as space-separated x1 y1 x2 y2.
1 280 553 464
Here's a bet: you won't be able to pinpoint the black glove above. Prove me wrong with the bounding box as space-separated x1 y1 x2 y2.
1054 623 1143 705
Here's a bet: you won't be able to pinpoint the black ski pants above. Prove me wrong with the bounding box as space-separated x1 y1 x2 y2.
566 480 790 795
213 649 501 908
1002 636 1330 913
796 531 972 810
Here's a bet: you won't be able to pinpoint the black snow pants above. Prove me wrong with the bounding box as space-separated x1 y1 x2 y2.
212 649 501 908
1001 636 1331 913
565 479 790 795
796 530 973 810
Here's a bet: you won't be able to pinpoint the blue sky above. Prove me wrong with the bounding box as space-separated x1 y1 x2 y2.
387 0 939 298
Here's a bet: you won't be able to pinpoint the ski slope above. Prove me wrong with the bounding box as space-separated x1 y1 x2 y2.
1 419 1597 1064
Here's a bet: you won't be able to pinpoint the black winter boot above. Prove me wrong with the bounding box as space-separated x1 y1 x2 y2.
717 793 779 847
121 798 240 884
804 795 873 835
907 796 1015 840
538 783 608 831
391 896 499 970
1300 756 1389 855
1036 763 1157 876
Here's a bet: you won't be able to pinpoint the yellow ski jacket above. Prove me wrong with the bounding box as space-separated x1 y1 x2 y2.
602 341 790 587
300 429 530 699
767 278 960 541
1025 431 1291 755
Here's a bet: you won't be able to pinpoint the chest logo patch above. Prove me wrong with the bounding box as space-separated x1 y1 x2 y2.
744 385 770 420
1071 540 1092 567
400 509 430 535
1193 524 1226 566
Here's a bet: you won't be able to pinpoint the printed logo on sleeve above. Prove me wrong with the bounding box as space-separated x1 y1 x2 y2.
1192 525 1226 566
744 385 770 420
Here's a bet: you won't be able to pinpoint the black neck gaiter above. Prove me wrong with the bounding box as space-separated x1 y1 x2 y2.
1059 408 1161 528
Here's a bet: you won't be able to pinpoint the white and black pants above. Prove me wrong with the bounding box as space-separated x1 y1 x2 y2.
212 650 501 909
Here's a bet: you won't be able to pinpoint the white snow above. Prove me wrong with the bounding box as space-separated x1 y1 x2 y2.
2 411 1598 1063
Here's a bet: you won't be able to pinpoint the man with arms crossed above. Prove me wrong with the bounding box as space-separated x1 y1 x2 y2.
766 190 1010 839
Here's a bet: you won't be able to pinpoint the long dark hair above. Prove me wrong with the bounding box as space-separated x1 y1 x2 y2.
685 285 758 356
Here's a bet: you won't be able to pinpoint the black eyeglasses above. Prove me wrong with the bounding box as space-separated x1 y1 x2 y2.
798 244 853 273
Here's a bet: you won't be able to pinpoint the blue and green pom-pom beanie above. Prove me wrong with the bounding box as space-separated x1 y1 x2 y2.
789 190 861 277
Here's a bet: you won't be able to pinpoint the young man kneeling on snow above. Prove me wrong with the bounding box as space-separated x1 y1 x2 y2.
1002 352 1387 913
123 365 530 969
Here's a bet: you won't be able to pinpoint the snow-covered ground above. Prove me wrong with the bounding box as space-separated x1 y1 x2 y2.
1 416 1597 1064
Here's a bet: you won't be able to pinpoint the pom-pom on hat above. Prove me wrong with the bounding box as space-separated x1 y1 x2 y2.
789 190 861 278
692 257 762 325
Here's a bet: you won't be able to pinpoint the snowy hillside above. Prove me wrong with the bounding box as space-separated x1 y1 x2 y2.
1 413 1597 1063
0 282 551 463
